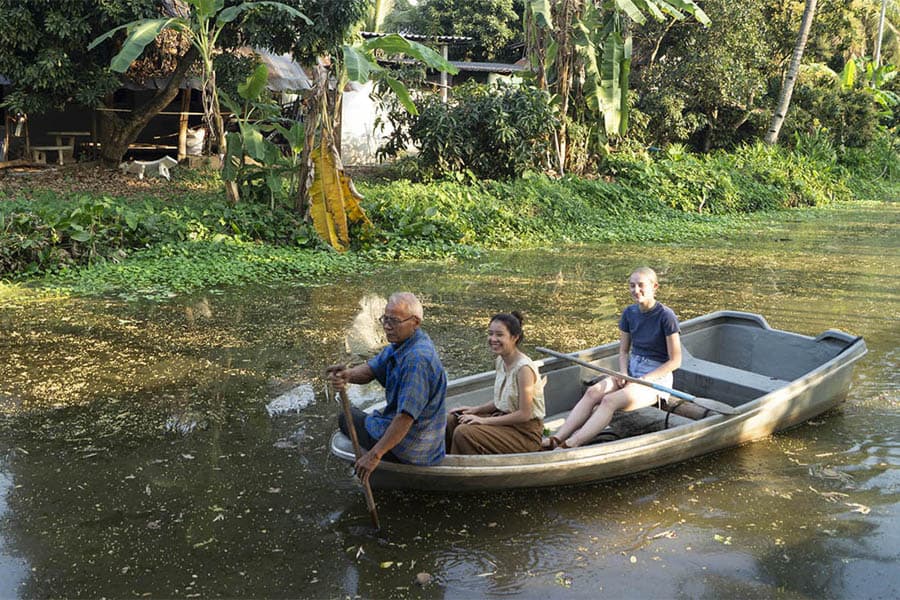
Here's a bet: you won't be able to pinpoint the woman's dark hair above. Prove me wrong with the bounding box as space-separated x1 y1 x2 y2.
490 311 525 345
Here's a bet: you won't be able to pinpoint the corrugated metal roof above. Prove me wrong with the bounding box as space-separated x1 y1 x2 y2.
360 31 472 44
449 61 528 74
385 57 528 74
119 48 311 93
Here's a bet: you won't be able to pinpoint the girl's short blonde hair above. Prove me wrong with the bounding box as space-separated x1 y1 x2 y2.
631 266 658 284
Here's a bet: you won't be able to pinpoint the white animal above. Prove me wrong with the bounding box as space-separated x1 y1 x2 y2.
118 155 179 180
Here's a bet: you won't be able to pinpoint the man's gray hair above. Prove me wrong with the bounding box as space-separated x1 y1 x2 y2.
389 292 424 320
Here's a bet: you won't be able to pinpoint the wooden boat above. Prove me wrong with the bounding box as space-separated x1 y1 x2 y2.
330 311 866 491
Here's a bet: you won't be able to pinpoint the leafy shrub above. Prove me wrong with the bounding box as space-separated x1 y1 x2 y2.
838 130 900 201
602 142 849 213
785 85 880 149
380 81 559 180
49 240 369 301
0 194 316 279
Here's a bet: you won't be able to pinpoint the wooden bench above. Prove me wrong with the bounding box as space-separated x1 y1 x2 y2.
30 145 74 165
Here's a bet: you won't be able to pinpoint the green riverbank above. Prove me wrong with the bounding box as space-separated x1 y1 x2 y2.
1 142 896 302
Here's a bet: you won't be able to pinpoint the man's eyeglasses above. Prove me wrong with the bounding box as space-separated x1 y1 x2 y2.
378 315 415 327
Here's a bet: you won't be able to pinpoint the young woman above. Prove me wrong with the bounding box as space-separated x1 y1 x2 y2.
543 267 682 449
445 312 545 454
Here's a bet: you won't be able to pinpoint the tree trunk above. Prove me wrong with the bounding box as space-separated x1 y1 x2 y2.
874 0 887 68
98 46 199 167
764 0 817 145
297 62 328 216
554 0 581 175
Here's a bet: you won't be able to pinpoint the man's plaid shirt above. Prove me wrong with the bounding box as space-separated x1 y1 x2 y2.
365 328 447 465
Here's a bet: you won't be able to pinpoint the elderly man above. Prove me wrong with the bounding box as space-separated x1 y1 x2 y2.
327 292 447 484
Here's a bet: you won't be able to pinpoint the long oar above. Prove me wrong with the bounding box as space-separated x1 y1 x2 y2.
335 384 380 529
535 347 739 415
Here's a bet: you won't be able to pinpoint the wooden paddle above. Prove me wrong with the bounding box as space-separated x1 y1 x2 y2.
535 346 739 415
335 383 380 529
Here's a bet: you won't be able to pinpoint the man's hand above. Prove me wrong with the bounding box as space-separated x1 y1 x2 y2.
326 364 349 391
354 448 381 485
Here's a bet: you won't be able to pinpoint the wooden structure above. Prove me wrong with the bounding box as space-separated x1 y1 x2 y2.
330 311 867 491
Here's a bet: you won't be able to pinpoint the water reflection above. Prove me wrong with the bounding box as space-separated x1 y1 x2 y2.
0 204 897 597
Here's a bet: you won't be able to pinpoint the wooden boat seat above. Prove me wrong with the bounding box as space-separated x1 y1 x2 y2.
678 355 789 393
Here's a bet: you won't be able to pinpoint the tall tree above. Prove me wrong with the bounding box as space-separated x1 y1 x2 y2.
383 0 522 60
765 0 818 145
0 0 175 164
874 0 889 66
0 1 154 114
523 0 710 172
633 1 770 151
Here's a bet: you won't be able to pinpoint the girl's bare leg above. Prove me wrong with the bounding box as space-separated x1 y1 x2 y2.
546 377 619 446
564 383 659 447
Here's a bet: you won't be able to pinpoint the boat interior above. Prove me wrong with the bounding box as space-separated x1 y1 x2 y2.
447 314 855 445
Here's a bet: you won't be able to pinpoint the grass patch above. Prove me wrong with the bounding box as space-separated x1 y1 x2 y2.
45 240 372 301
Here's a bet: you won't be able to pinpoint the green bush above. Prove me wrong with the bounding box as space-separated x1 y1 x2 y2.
839 131 900 201
601 142 850 213
2 137 891 298
785 85 881 149
381 81 559 180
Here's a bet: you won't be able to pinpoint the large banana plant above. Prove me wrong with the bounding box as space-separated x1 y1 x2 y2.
295 33 458 249
527 0 710 156
842 56 900 114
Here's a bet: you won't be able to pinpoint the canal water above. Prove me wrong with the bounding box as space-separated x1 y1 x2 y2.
0 202 897 598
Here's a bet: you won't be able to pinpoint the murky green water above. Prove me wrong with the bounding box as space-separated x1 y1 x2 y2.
0 203 897 598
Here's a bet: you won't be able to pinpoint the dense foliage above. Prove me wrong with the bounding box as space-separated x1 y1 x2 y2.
375 1 898 175
632 0 771 151
0 0 155 113
381 81 559 179
5 137 890 299
382 0 522 61
0 193 316 278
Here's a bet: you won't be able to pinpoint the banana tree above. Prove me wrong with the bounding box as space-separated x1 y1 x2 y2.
219 64 307 210
841 55 900 115
296 33 459 212
89 0 311 203
524 0 709 172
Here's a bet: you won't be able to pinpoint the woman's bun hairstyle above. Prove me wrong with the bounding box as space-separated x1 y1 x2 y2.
490 311 525 345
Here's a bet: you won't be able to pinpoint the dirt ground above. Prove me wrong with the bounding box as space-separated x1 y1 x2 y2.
0 161 393 201
0 161 215 201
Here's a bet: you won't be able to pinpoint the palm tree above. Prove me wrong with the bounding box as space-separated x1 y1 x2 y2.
764 0 818 145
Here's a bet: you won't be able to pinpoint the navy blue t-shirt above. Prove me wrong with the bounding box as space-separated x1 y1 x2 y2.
618 302 680 363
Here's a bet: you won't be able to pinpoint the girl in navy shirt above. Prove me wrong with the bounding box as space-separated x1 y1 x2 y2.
543 267 683 449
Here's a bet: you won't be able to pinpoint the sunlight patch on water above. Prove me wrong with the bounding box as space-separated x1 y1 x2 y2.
265 384 316 417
